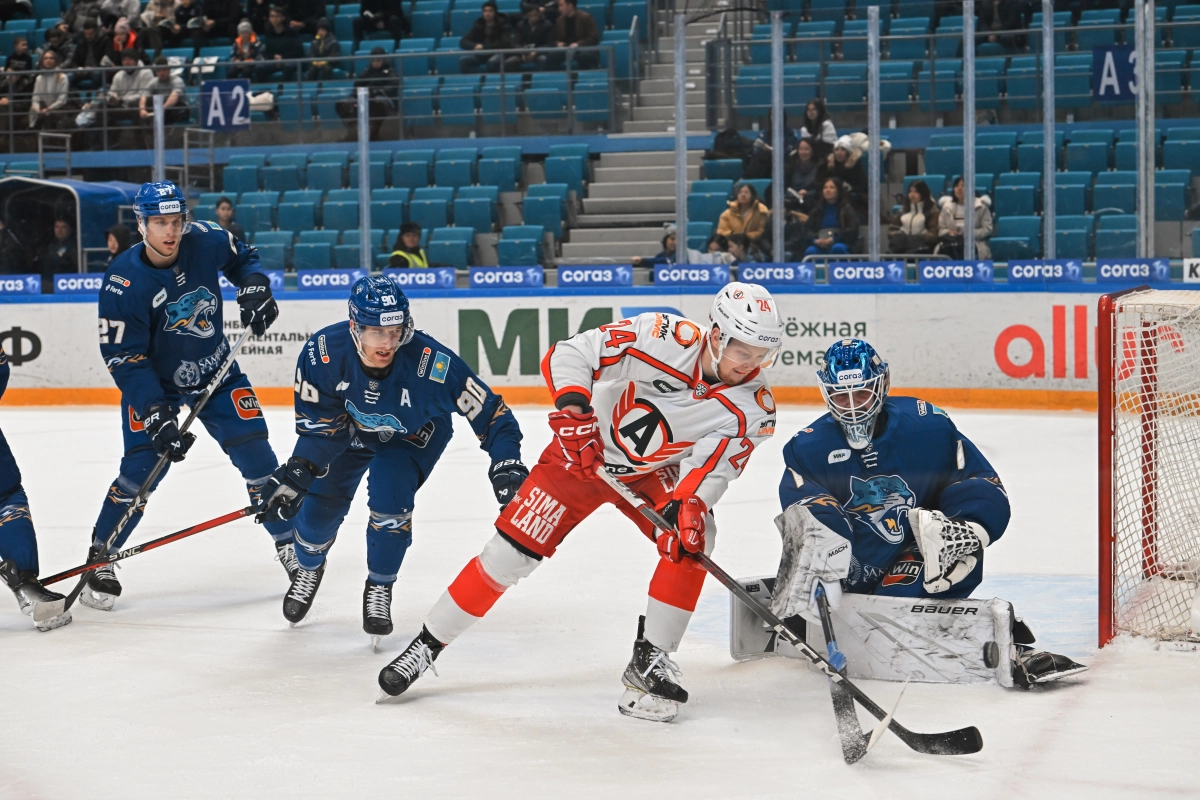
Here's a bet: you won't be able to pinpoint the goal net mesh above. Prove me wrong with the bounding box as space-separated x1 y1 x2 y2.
1109 290 1200 641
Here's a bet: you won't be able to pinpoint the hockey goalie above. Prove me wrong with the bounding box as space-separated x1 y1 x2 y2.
731 338 1087 689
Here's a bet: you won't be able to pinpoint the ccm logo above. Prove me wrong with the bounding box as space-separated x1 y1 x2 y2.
232 388 262 419
560 423 596 436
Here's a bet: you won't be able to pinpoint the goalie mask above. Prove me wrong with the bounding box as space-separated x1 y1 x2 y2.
347 275 415 362
817 338 890 450
708 282 785 376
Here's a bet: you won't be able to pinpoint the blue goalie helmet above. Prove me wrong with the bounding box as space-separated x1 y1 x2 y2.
348 275 415 346
816 338 890 450
133 180 188 222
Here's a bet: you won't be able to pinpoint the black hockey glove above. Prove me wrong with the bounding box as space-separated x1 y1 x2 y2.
143 403 195 463
488 459 528 508
256 457 320 523
236 273 279 337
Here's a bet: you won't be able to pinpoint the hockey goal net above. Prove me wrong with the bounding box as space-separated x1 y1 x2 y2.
1099 289 1200 646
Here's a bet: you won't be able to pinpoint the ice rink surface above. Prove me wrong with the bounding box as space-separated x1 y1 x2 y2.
2 405 1198 799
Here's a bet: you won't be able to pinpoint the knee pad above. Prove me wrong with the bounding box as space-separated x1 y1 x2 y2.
478 532 541 588
108 472 154 511
294 528 336 559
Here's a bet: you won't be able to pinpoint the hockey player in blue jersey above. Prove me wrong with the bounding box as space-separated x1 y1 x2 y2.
82 180 297 611
0 349 72 631
256 276 525 645
770 338 1086 687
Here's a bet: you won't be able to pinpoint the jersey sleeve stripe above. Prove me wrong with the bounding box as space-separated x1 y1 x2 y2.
713 393 748 436
539 343 559 392
676 438 730 499
625 348 694 386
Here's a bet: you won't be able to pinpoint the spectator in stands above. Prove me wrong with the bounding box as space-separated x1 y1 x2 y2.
335 47 397 141
229 20 265 80
977 0 1026 51
786 138 821 211
109 18 139 56
28 50 72 131
104 223 131 266
705 233 729 257
246 0 271 34
389 222 428 268
258 6 305 82
798 99 836 161
37 27 76 69
716 183 769 242
0 38 35 126
204 0 247 41
353 0 410 44
138 56 190 138
888 180 939 256
630 224 725 267
72 20 117 88
215 197 245 241
0 0 31 26
803 177 859 257
162 0 206 50
507 2 555 71
139 0 175 53
306 17 341 81
64 0 105 34
726 233 759 265
550 0 599 70
100 0 141 32
78 48 151 132
743 114 799 180
285 0 323 36
937 176 993 260
40 218 77 276
460 1 515 74
822 135 868 215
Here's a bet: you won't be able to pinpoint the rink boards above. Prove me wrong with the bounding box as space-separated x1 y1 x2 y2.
0 287 1137 408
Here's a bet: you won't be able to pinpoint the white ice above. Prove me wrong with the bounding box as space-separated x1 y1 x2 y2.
2 406 1198 799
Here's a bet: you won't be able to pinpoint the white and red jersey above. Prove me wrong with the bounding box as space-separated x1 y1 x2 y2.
541 312 778 508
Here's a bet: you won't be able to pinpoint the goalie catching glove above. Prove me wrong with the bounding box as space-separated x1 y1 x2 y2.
770 503 851 620
910 508 989 594
656 495 707 563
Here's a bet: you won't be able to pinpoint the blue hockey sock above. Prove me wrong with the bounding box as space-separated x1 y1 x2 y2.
366 510 413 584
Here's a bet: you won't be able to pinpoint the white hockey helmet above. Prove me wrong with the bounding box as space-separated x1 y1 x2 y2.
708 282 785 374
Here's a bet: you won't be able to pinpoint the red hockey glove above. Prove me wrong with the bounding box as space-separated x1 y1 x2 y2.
656 495 707 563
546 409 605 477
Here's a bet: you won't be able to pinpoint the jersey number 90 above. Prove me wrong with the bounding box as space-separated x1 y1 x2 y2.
457 376 487 421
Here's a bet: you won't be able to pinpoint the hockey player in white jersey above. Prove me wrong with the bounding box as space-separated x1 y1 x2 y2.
378 283 784 721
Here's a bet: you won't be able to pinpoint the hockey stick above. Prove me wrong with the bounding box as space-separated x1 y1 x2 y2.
41 507 252 586
597 469 983 757
813 583 869 764
60 327 256 612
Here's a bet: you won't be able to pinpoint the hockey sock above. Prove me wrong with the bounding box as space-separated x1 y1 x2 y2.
643 556 707 652
366 510 413 584
0 491 38 575
92 475 152 551
425 532 540 644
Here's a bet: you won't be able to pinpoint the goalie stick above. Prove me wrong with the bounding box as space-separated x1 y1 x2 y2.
40 507 252 586
813 583 869 764
57 326 257 614
596 468 983 758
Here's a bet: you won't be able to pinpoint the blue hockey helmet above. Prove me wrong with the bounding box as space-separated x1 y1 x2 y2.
816 338 890 450
133 180 189 222
348 275 415 350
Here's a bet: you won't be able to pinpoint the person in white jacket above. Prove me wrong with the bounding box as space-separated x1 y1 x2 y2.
937 176 994 260
28 50 70 130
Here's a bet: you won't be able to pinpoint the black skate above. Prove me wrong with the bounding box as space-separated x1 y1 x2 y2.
363 580 394 651
0 560 71 631
377 626 444 700
1013 647 1089 688
80 544 122 612
619 615 687 723
274 540 299 582
282 563 325 625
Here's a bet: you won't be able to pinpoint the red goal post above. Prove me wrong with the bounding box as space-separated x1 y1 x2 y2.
1099 287 1200 647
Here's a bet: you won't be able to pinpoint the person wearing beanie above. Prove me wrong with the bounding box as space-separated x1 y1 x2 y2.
307 16 341 81
336 46 397 141
389 222 429 268
820 134 868 215
256 5 305 82
110 17 139 55
229 19 265 80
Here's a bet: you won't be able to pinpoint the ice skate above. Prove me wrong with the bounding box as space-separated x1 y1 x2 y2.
274 540 299 582
363 579 393 651
377 626 443 701
282 563 325 625
619 616 687 723
0 560 71 631
1013 647 1089 688
79 545 121 612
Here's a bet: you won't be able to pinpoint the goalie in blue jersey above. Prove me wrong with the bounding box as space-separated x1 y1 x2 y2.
767 339 1086 688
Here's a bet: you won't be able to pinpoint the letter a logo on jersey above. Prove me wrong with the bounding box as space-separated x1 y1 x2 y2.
609 382 692 467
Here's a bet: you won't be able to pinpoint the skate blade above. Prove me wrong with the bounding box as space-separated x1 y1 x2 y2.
371 635 385 653
617 688 679 723
1030 663 1089 685
35 611 72 632
78 591 116 612
375 689 412 705
33 597 67 624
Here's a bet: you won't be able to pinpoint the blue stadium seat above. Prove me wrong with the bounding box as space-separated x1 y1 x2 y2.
1095 214 1138 259
371 200 407 230
253 243 286 270
349 162 387 190
1175 6 1200 49
1056 216 1093 259
525 74 567 120
1163 140 1200 178
399 38 436 77
262 165 303 193
293 242 333 270
916 68 957 112
993 184 1036 217
305 162 344 193
409 199 449 230
372 187 410 203
1094 182 1134 214
522 196 564 241
333 244 367 270
1055 183 1088 216
826 63 867 112
253 230 293 247
888 21 929 61
497 225 543 266
310 151 350 166
1054 54 1093 109
574 76 611 125
1155 182 1189 221
411 9 447 39
792 21 835 64
879 61 914 113
222 166 260 194
414 186 455 202
450 8 478 36
237 204 274 233
428 238 471 268
544 156 586 198
704 159 744 181
228 154 267 167
1065 142 1110 176
300 230 339 245
326 189 359 203
393 159 431 189
478 159 518 192
278 202 316 231
439 83 478 125
452 197 495 234
903 174 947 194
322 201 358 231
687 193 729 226
1076 9 1122 50
975 145 1012 176
990 216 1041 261
342 228 385 250
923 146 962 178
434 160 475 189
481 75 520 125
